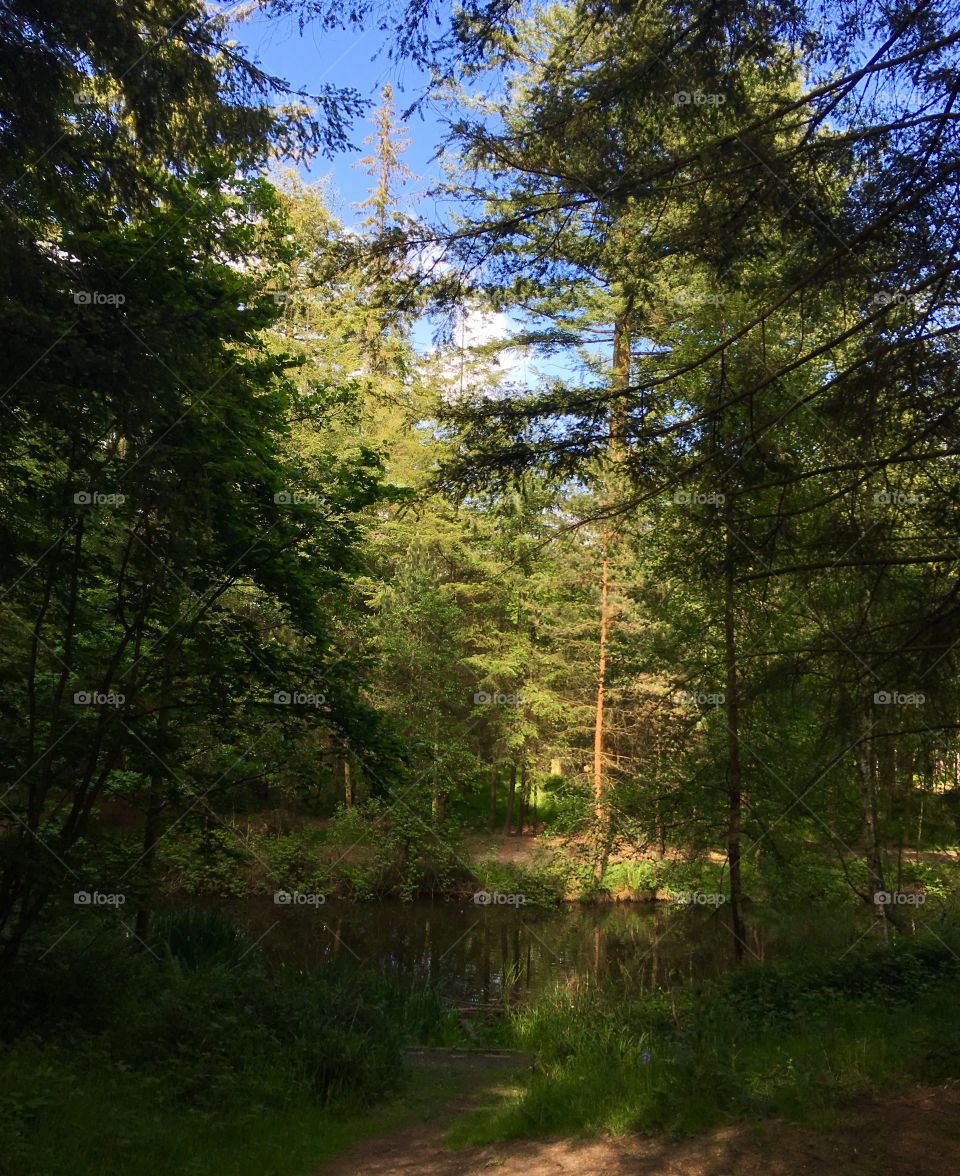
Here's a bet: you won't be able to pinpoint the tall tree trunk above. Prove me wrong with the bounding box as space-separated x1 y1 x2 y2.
723 496 747 964
916 781 925 863
517 762 528 835
432 789 447 823
917 748 932 862
134 640 174 943
503 762 517 834
592 549 610 879
343 755 354 809
488 762 498 831
654 735 665 858
592 310 631 880
857 706 888 925
610 314 630 456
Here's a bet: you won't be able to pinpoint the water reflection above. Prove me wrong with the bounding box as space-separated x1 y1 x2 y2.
210 898 869 1004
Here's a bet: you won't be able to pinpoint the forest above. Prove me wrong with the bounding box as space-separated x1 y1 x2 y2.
2 0 960 1172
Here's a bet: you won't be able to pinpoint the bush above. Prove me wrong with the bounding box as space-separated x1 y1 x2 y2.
470 857 568 906
0 907 459 1115
159 825 251 896
327 797 471 900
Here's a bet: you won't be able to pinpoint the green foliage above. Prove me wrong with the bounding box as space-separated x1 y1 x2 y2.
470 857 569 906
745 852 863 908
327 798 471 900
456 935 960 1142
0 911 459 1124
595 857 727 902
150 908 258 972
253 831 333 896
4 3 960 1170
600 860 659 898
0 1040 467 1176
159 828 251 899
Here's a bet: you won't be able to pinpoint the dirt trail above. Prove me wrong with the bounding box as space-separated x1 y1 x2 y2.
318 1057 960 1176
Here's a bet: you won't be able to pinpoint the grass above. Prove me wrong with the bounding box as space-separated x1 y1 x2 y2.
447 931 960 1144
0 907 466 1176
0 1042 472 1176
7 904 960 1171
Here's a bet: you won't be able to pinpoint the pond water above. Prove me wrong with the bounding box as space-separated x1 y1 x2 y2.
212 897 869 1006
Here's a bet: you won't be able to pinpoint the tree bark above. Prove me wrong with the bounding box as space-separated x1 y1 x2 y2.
343 756 354 809
591 310 630 880
723 495 747 964
592 549 609 878
134 640 174 943
857 706 888 925
503 762 517 835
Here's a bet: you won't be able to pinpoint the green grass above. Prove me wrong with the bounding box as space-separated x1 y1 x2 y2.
8 907 960 1171
447 932 960 1144
0 907 466 1176
0 1043 468 1176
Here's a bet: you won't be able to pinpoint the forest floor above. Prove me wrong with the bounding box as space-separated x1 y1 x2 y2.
463 830 960 867
317 1052 960 1176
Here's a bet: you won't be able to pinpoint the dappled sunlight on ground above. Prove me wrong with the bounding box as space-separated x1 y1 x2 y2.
319 1077 960 1175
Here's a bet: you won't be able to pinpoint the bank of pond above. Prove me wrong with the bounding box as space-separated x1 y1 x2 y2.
3 896 960 1175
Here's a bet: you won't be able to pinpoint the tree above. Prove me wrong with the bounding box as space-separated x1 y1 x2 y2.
428 0 960 947
0 4 388 961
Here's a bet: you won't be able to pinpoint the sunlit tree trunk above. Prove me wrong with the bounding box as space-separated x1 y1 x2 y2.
592 309 630 880
503 762 517 834
517 762 528 835
592 549 610 871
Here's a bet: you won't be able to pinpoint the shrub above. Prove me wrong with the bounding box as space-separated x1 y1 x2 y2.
0 907 460 1115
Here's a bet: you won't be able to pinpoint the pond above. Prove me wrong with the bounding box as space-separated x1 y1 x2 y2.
211 897 871 1006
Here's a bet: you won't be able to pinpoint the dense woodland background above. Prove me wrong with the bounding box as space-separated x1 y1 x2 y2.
3 1 960 1168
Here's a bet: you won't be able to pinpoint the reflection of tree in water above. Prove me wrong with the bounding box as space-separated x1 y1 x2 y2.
214 897 866 1003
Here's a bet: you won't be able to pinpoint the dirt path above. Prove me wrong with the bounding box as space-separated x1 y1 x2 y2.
318 1057 960 1176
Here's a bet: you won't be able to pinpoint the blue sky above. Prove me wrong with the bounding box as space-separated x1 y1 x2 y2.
233 9 445 222
231 7 585 379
